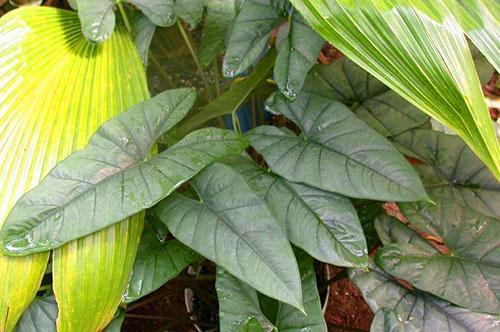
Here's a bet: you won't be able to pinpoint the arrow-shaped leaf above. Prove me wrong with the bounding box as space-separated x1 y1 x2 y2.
248 93 427 201
222 155 367 267
0 89 248 255
156 162 303 310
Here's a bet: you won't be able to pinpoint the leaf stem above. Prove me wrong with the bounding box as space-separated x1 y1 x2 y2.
176 20 214 101
117 2 132 34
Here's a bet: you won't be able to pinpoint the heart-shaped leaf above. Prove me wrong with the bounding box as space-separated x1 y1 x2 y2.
248 93 427 201
303 58 430 137
274 13 324 99
216 268 276 332
222 155 367 267
370 308 404 332
174 0 204 28
156 162 303 310
350 262 500 332
123 222 199 303
130 11 156 66
222 0 286 77
1 89 248 255
377 198 500 314
290 0 500 179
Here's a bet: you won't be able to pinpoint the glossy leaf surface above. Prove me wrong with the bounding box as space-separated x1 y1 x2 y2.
248 93 427 201
378 196 500 314
156 163 303 309
394 129 500 219
304 58 430 137
216 268 276 332
223 0 285 77
274 13 323 99
123 222 199 303
351 263 500 332
0 7 149 330
222 155 367 267
291 0 500 179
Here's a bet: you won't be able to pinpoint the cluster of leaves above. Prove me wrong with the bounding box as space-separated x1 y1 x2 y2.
0 0 499 331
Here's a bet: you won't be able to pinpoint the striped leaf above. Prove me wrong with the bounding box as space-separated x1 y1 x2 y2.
0 7 149 331
290 0 500 179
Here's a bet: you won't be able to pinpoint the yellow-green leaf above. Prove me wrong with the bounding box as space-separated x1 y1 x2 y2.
0 7 149 331
290 0 500 179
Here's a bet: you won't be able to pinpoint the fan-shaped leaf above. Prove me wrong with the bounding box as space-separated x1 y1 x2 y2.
222 155 367 267
248 93 427 201
290 0 500 179
156 163 303 310
216 268 276 332
350 263 500 332
0 7 149 330
123 222 199 303
274 13 324 99
377 198 500 314
222 0 286 77
303 58 430 137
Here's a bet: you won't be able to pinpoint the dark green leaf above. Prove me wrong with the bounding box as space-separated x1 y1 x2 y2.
274 13 323 99
222 0 286 77
174 0 204 28
268 249 327 332
199 0 237 67
303 58 430 137
394 129 500 218
216 268 276 332
0 90 248 255
370 308 404 332
222 155 367 267
14 296 57 332
377 197 500 314
76 0 116 43
103 309 125 332
131 11 156 66
350 263 500 332
248 93 427 201
128 0 176 27
156 163 303 310
374 215 434 251
123 223 199 303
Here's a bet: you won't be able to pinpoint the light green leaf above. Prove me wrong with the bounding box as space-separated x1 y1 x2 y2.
222 0 286 77
290 0 500 179
130 11 156 66
266 249 327 332
127 0 176 27
76 0 116 43
199 0 237 67
123 222 199 303
248 93 427 201
14 296 57 332
274 13 324 99
0 91 248 255
350 263 500 332
156 163 303 310
377 196 500 314
445 0 500 73
222 155 367 267
216 268 276 332
175 0 204 28
303 58 430 137
394 129 500 218
370 308 404 332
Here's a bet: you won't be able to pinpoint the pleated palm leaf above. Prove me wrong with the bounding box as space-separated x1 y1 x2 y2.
291 0 500 179
0 7 148 331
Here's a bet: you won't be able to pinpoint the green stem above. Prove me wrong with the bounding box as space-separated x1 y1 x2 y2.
117 2 132 34
176 20 214 100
